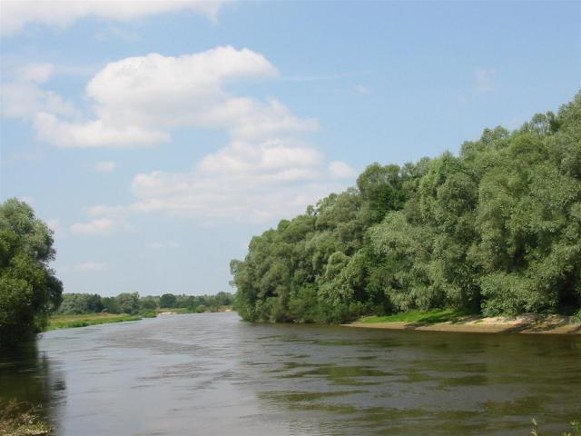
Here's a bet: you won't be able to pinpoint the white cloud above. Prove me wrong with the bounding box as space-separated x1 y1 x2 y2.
3 47 316 148
81 138 356 224
18 63 54 83
1 0 229 37
120 139 356 223
0 63 78 120
73 261 107 272
87 49 277 108
69 218 126 235
197 140 323 175
94 161 116 172
34 112 169 147
194 97 318 141
3 47 355 225
328 161 357 179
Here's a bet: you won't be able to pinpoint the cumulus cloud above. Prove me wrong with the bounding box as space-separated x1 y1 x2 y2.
89 139 356 223
3 47 316 148
197 140 323 176
1 0 229 37
0 63 78 120
3 47 356 224
34 112 169 147
69 218 127 235
18 63 54 83
328 161 357 179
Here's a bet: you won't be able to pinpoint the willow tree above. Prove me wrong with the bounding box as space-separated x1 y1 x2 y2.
0 199 63 347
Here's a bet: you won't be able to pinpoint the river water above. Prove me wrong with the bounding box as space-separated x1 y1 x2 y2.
1 312 580 435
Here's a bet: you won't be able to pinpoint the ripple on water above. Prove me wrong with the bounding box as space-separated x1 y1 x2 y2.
3 312 579 436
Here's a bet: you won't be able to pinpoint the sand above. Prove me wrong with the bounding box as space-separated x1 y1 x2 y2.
345 314 581 335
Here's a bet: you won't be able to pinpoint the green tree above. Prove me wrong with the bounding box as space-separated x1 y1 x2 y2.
102 296 120 314
159 293 177 308
357 163 406 225
115 292 140 315
473 101 581 315
0 199 63 347
140 295 159 311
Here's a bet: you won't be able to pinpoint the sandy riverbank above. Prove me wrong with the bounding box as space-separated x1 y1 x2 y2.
345 314 581 335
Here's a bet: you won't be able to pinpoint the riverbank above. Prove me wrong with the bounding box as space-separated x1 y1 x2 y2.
46 313 143 331
46 308 234 331
0 399 50 436
346 313 581 335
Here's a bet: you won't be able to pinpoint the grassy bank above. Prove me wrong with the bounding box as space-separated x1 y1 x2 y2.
358 308 467 325
46 313 142 331
0 399 51 436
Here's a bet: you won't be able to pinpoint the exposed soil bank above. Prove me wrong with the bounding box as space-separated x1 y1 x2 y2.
345 314 581 334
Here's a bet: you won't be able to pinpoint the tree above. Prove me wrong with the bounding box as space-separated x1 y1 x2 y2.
140 295 159 311
115 292 140 315
102 296 120 314
356 163 406 225
159 293 177 308
0 199 63 347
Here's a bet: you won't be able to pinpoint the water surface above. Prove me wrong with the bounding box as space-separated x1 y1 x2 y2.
1 312 580 435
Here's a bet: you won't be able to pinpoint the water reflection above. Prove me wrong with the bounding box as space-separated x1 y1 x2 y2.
0 340 65 432
237 324 581 435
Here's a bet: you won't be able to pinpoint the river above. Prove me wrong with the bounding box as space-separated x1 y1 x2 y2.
1 312 580 435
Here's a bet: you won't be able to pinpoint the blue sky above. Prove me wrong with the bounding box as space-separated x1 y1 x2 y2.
1 0 579 297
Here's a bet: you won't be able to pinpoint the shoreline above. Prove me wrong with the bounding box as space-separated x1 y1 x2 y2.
344 314 581 335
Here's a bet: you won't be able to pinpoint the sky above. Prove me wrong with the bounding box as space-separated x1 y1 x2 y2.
0 0 579 297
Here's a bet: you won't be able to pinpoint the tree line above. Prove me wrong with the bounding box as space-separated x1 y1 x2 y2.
57 291 234 316
231 93 581 324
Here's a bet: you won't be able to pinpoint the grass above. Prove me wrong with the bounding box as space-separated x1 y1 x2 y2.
46 306 234 332
46 313 142 331
358 308 468 325
0 399 51 436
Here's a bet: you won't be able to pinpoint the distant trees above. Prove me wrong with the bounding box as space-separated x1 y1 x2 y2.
0 199 63 347
231 93 581 323
58 293 104 314
157 292 234 312
57 291 234 315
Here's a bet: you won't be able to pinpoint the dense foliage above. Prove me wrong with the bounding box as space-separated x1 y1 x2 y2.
57 291 234 316
231 93 581 323
0 199 63 346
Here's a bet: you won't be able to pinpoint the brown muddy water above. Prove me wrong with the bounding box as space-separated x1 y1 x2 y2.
1 311 580 435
